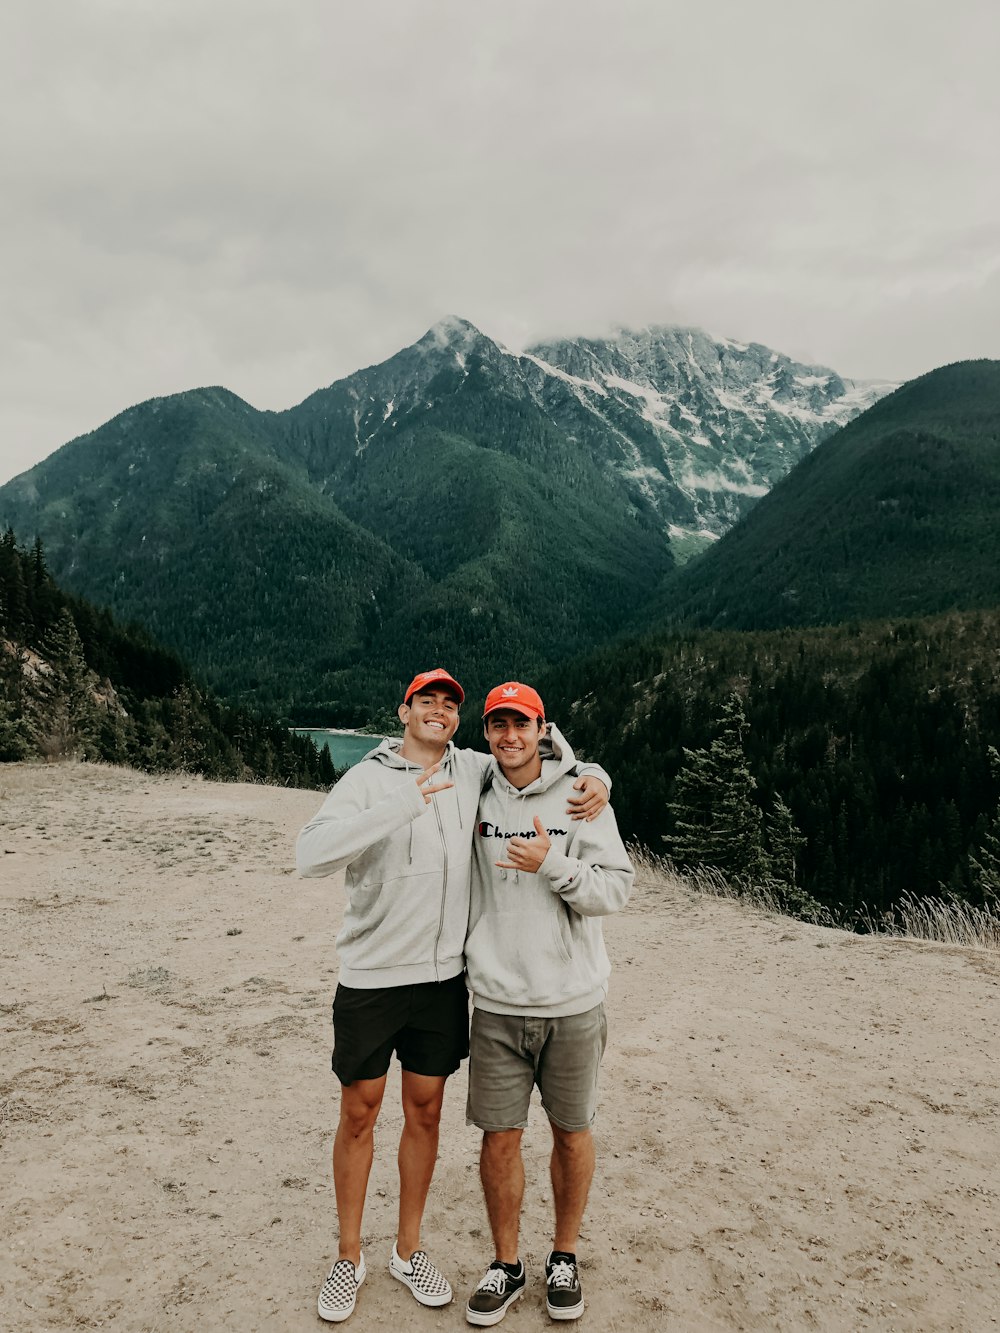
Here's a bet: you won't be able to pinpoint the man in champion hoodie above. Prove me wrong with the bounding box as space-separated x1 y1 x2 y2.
295 668 611 1323
463 682 633 1327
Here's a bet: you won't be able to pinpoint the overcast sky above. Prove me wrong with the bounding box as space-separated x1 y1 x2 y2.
1 0 998 484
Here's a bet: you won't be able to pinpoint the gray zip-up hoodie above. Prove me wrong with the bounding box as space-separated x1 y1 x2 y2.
466 743 633 1018
296 731 609 989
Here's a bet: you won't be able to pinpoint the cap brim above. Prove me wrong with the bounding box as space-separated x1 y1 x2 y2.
405 676 465 704
483 704 541 720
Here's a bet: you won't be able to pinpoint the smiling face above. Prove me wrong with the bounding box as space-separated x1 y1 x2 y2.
484 708 545 788
398 687 461 751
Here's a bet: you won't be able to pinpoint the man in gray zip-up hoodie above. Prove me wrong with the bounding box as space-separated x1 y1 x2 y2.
464 681 633 1327
296 668 611 1323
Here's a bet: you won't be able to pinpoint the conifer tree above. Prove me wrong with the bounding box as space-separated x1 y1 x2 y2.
0 647 34 760
665 692 769 879
0 528 29 642
170 682 206 771
766 795 807 888
30 609 101 759
969 746 1000 897
317 742 337 787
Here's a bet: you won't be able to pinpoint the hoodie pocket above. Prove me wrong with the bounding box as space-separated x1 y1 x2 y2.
338 870 442 970
554 902 574 964
466 909 574 1009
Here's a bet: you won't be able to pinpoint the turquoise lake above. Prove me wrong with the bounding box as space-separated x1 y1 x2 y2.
294 730 388 770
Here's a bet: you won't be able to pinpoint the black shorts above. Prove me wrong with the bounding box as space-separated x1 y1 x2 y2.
331 973 470 1086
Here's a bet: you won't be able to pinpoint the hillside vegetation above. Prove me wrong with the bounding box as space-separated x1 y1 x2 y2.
0 530 331 786
542 610 1000 919
0 320 888 721
658 359 1000 630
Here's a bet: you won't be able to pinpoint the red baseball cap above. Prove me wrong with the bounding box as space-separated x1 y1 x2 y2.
403 668 465 705
482 681 545 721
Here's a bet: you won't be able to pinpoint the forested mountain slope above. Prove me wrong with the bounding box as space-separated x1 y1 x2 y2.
656 360 1000 630
540 610 1000 918
0 318 888 719
0 530 329 785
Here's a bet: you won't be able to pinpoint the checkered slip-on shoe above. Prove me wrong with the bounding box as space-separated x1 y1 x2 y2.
388 1245 453 1307
317 1252 366 1323
545 1251 584 1320
465 1260 526 1326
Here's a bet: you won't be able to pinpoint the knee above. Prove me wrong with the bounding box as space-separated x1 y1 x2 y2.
339 1094 381 1140
550 1125 592 1158
403 1093 443 1136
482 1129 522 1165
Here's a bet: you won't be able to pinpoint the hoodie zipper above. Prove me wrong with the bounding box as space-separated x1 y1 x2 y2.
377 739 452 979
431 791 449 980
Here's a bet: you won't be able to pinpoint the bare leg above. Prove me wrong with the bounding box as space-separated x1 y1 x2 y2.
333 1076 387 1263
480 1129 525 1264
549 1123 595 1253
396 1071 447 1256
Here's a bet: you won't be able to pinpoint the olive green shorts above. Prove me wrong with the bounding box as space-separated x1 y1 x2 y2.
466 1003 608 1133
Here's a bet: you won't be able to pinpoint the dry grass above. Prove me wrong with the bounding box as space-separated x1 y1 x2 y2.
631 845 789 913
630 846 1000 951
858 889 1000 949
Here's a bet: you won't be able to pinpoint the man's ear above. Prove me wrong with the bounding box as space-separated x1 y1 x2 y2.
539 720 549 736
398 702 410 726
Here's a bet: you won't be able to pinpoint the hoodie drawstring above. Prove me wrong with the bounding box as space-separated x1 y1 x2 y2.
497 785 525 883
450 753 462 829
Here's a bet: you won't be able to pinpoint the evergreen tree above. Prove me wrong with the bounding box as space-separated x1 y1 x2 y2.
317 743 337 787
0 528 29 642
969 746 1000 897
29 609 101 759
170 682 206 771
0 648 34 760
665 693 769 878
765 795 807 887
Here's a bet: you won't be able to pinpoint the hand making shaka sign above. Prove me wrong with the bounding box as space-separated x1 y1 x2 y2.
496 815 551 873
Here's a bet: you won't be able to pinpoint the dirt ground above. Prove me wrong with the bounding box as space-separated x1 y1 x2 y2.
1 761 998 1332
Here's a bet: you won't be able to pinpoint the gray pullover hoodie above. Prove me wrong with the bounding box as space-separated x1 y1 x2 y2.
466 742 634 1018
296 731 609 989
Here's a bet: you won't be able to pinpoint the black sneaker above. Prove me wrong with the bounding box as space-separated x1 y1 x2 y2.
545 1251 584 1321
466 1260 526 1326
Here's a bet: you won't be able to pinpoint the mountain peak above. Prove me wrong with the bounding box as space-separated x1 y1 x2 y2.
417 315 488 352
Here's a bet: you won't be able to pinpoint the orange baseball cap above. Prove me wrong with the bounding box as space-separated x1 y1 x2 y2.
403 668 465 704
482 681 545 721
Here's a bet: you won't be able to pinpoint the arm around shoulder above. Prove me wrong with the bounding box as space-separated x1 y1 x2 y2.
573 761 612 793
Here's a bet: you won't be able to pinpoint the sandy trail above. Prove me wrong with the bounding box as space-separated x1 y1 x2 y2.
1 762 998 1332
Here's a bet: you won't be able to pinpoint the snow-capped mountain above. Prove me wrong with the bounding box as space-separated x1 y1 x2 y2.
0 314 898 716
293 316 895 557
521 325 895 547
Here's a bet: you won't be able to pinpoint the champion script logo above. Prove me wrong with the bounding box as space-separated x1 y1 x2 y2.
478 821 567 839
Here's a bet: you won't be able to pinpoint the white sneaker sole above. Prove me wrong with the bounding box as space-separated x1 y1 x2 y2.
466 1287 522 1326
389 1262 453 1307
547 1295 585 1320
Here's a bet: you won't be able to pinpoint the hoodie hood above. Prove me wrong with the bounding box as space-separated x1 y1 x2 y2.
364 736 457 771
364 737 464 855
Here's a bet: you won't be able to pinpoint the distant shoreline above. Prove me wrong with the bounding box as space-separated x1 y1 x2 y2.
290 726 391 739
